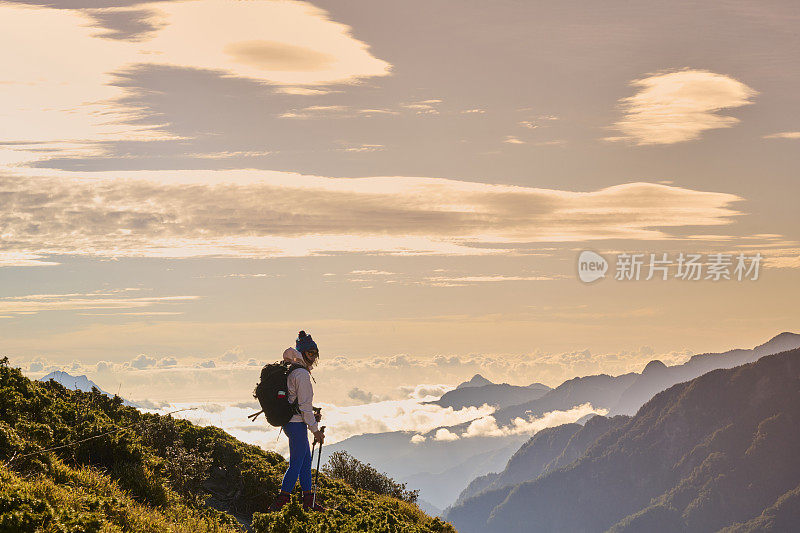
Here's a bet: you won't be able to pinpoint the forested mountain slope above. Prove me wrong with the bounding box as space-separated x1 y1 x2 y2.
447 348 800 533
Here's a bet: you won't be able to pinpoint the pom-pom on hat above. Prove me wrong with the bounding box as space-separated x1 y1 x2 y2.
296 330 318 354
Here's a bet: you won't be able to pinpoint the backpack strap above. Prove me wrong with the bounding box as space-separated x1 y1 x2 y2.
286 363 305 415
287 362 317 383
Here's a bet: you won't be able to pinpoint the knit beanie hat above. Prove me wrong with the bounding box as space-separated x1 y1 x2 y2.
296 330 318 354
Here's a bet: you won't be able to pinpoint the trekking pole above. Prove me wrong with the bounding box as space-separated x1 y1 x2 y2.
313 426 326 508
309 407 322 480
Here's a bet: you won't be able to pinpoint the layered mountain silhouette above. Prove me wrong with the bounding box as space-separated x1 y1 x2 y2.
451 414 630 507
332 332 800 510
328 430 529 510
484 372 637 427
400 439 524 513
611 331 800 415
483 332 800 427
446 346 800 532
428 374 551 410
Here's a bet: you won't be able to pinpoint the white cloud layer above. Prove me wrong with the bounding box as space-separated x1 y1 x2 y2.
608 69 757 145
132 398 604 457
137 398 603 455
0 170 741 263
468 403 605 437
138 394 494 455
412 403 605 443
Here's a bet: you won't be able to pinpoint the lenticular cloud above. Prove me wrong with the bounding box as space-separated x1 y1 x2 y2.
608 69 757 145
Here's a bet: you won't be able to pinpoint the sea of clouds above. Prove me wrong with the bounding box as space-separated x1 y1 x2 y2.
139 389 604 457
140 384 495 456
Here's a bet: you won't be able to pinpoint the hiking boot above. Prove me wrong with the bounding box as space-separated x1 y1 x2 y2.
303 491 326 511
268 491 291 512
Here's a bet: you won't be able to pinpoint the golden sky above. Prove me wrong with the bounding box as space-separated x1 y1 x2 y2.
1 0 798 403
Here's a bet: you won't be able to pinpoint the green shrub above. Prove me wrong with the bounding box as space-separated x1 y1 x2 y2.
140 414 183 456
0 488 55 533
165 444 213 500
323 451 419 504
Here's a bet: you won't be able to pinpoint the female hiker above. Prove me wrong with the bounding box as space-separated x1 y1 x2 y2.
269 331 326 512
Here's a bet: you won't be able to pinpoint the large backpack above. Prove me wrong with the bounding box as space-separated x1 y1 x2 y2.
249 361 304 427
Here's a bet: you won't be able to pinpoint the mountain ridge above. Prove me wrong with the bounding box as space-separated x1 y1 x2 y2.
330 332 800 511
447 346 800 533
428 381 552 411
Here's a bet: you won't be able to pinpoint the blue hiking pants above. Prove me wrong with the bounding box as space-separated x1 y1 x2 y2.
281 422 312 492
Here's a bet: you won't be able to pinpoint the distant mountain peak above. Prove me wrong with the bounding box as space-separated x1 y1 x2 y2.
642 360 667 375
40 370 107 395
526 382 551 391
753 331 800 356
39 370 137 407
762 331 800 345
456 374 494 389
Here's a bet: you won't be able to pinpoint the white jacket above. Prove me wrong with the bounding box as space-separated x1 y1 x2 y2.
282 347 318 432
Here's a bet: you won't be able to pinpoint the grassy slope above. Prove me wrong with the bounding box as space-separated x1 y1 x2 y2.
0 461 236 533
0 359 454 533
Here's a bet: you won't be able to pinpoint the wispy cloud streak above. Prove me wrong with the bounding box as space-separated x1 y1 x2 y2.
0 170 742 263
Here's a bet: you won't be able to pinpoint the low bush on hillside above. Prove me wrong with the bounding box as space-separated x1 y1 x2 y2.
323 450 419 504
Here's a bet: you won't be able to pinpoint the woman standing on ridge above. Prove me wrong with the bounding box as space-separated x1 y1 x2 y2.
269 331 326 512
